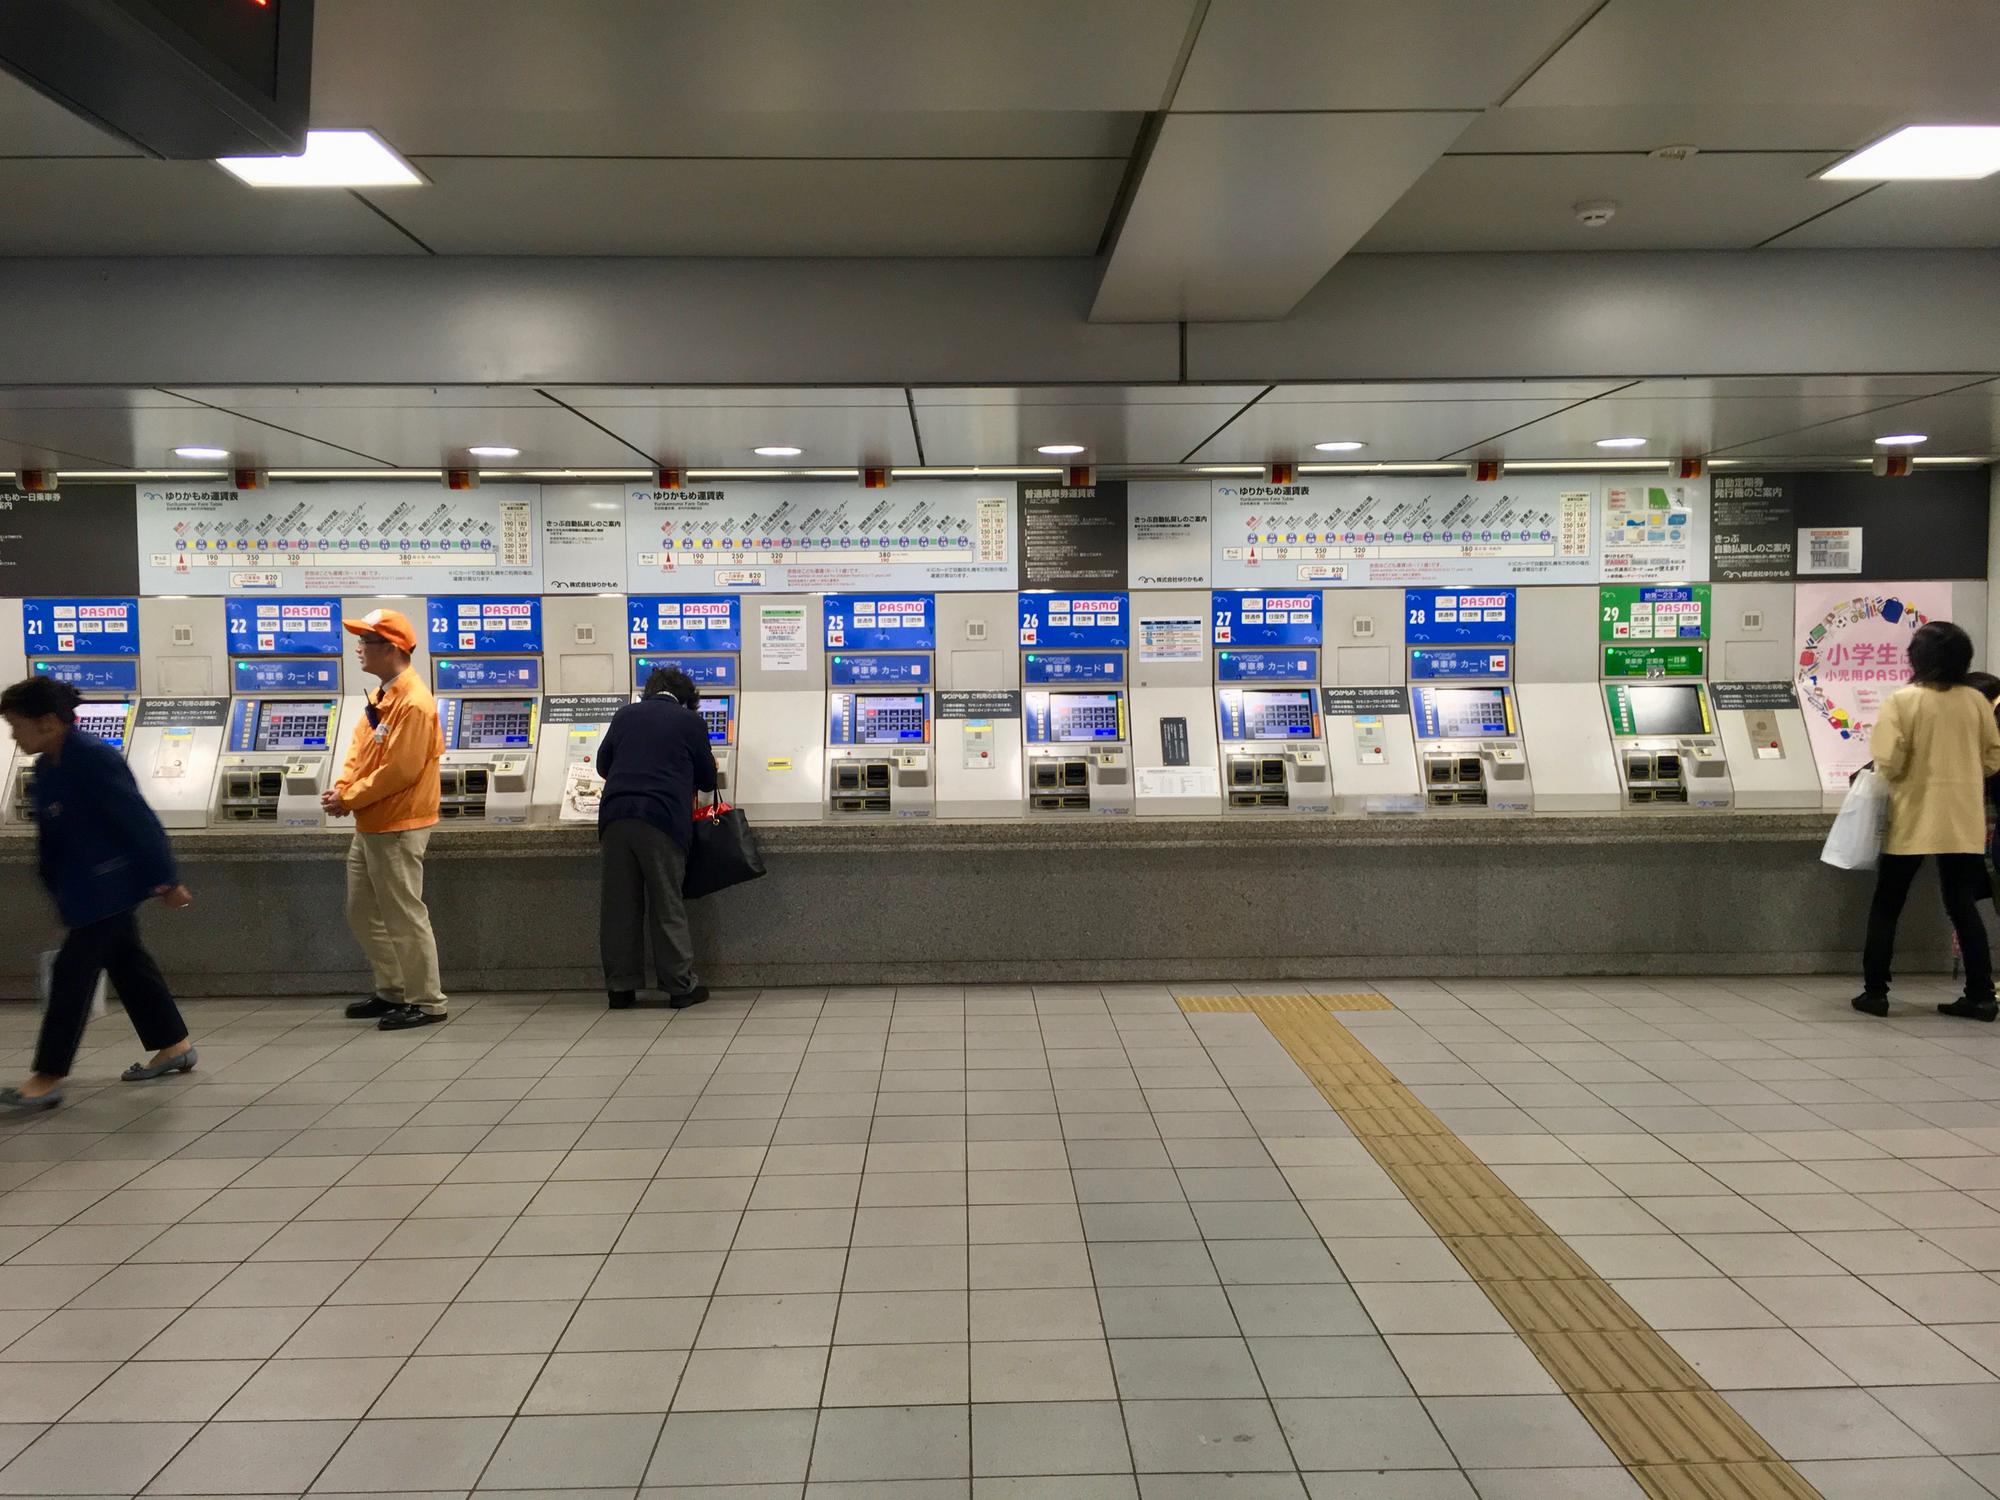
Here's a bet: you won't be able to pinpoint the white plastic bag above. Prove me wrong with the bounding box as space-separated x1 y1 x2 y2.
37 952 108 1021
1822 768 1889 871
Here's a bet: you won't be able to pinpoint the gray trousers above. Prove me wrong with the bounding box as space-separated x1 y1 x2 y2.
600 819 698 994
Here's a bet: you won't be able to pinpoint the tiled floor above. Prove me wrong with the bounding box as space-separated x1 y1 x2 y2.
0 973 1996 1496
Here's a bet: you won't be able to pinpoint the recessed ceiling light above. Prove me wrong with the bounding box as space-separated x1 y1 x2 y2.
1595 436 1649 449
1821 125 2000 180
753 445 804 458
467 446 519 459
173 446 229 460
1036 444 1087 456
216 130 422 188
1874 432 1928 446
1313 441 1366 452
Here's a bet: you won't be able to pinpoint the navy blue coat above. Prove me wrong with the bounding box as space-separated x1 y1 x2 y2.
596 696 718 851
31 730 178 928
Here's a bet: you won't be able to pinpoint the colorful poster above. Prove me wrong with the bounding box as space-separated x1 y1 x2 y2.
1210 476 1595 587
134 479 542 595
1600 481 1704 583
625 479 1013 592
1794 581 1952 793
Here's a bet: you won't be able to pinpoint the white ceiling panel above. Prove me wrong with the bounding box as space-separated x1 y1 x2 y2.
571 404 919 468
549 388 911 410
1513 0 2000 115
314 0 1195 132
390 158 1123 256
169 387 563 410
1189 396 1605 463
915 385 1266 408
1357 152 1851 252
0 388 202 410
0 408 389 468
1711 382 2000 458
1619 376 1984 401
1769 180 2000 250
210 404 646 467
1263 380 1628 405
1453 104 1906 155
0 431 126 469
0 162 420 255
911 393 1265 466
1094 112 1477 321
1177 0 1601 111
0 71 138 157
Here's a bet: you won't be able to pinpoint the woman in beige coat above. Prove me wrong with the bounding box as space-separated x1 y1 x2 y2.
1857 621 2000 1020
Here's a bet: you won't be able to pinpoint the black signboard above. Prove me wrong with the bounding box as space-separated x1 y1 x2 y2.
542 694 629 724
1711 469 1989 582
1016 480 1128 591
134 697 229 728
1159 716 1190 766
0 485 142 596
1322 686 1412 716
937 690 1022 720
1708 681 1799 712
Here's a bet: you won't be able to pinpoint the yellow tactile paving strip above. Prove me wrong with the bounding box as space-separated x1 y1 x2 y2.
1177 993 1823 1500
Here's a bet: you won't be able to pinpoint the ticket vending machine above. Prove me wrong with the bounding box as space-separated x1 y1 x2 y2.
1404 588 1532 813
1211 589 1330 814
128 597 229 827
1598 585 1733 810
1708 583 1822 808
824 593 935 819
1019 591 1131 816
625 593 743 794
736 594 826 823
1130 594 1223 816
427 596 543 825
7 597 142 824
212 597 345 829
531 594 636 824
1320 588 1422 816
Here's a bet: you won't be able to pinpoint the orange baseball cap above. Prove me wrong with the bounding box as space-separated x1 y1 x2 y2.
342 607 419 652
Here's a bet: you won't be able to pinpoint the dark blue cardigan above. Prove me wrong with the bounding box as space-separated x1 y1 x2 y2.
31 730 178 928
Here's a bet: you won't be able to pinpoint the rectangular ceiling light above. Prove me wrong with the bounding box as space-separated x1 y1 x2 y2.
217 129 422 188
1821 124 2000 180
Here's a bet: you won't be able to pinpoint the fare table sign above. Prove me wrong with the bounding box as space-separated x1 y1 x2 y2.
1600 584 1710 641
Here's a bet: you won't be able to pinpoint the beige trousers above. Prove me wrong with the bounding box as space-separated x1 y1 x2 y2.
345 830 446 1012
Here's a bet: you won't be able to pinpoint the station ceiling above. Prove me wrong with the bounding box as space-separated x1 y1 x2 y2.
2 375 1995 474
3 0 1998 321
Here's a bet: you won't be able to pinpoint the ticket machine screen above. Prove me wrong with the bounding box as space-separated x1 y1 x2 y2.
1240 689 1317 739
855 693 928 745
458 698 534 749
1428 688 1511 738
75 702 131 750
1049 692 1122 742
697 695 734 746
1624 685 1709 736
254 702 332 751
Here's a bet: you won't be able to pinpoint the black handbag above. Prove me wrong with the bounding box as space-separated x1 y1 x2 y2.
683 801 767 898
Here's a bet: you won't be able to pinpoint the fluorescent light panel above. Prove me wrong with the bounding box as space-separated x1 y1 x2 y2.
217 130 422 189
1822 125 2000 180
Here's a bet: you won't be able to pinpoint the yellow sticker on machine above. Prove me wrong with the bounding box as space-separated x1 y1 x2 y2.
765 757 792 771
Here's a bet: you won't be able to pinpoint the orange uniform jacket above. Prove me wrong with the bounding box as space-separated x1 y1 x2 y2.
337 669 444 833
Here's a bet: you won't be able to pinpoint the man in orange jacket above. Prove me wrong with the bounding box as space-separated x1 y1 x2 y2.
325 608 448 1030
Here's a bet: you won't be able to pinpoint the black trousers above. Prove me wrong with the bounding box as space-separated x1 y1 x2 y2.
1864 852 1994 1001
36 908 188 1079
599 820 698 995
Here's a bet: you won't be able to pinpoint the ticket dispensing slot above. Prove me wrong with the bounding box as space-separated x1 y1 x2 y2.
1604 682 1731 809
1024 688 1131 812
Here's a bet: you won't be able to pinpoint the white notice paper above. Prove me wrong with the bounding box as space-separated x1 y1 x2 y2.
760 605 808 672
1137 766 1221 799
1797 527 1862 576
1137 616 1205 663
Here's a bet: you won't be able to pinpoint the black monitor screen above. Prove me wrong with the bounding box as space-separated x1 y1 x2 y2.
1625 685 1708 736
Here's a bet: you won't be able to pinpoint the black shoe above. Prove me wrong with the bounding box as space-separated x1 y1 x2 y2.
1939 997 1999 1022
378 1003 445 1031
1851 993 1890 1017
608 990 637 1010
668 985 710 1010
345 995 396 1020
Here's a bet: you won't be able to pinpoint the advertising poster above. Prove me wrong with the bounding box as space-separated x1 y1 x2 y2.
1210 476 1595 587
1600 480 1704 583
1128 480 1211 587
540 484 629 593
134 479 542 595
625 479 1013 592
1794 581 1952 793
1016 480 1126 590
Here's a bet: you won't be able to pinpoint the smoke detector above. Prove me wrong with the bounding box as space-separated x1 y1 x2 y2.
1573 199 1618 227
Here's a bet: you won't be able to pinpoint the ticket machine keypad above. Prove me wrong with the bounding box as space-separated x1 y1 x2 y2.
1244 698 1314 739
857 700 926 743
1051 699 1119 740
